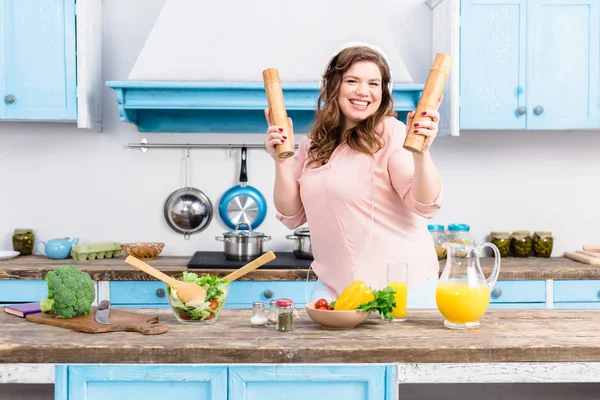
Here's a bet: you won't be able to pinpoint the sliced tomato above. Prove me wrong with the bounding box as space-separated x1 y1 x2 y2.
209 299 219 310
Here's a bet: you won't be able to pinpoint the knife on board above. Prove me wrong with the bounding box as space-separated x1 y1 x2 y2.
95 300 111 325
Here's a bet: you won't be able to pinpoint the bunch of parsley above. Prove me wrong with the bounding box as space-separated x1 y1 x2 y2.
355 286 397 322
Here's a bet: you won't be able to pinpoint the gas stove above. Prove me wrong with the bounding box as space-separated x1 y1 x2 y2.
187 251 312 269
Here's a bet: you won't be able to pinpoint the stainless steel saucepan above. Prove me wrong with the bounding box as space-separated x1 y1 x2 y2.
286 227 313 260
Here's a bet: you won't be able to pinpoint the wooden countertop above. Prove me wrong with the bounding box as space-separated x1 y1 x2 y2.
0 256 597 281
2 308 600 364
0 256 317 281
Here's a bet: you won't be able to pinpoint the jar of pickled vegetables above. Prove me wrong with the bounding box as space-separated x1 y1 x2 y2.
446 224 475 245
532 231 553 258
490 232 511 257
12 229 35 256
428 224 448 260
510 231 532 258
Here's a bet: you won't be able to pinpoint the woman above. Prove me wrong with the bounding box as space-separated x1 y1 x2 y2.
264 44 443 307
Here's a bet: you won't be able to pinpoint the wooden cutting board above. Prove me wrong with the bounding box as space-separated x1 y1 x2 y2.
26 307 168 335
564 251 600 265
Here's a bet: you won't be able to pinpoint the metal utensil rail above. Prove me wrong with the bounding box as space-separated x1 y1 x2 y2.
128 138 300 153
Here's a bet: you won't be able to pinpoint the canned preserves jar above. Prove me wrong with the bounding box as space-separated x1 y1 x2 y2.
511 231 532 258
446 224 475 245
12 229 35 256
490 232 511 257
532 231 553 258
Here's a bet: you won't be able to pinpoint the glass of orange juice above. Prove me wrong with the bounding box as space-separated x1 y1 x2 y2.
387 263 408 321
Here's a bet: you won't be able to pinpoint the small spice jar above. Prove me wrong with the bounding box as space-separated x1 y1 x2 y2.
511 231 533 258
276 298 295 332
267 299 278 325
12 229 35 256
532 231 554 258
490 232 511 257
428 224 448 260
446 224 475 245
250 301 268 327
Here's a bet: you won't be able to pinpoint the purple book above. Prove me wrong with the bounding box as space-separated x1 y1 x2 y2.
3 302 41 318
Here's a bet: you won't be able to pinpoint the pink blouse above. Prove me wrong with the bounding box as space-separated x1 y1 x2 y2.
276 117 442 298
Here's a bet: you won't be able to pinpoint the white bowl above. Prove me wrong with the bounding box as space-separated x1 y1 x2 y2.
0 251 20 261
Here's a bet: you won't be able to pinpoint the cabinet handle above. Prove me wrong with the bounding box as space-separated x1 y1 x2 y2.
156 288 165 298
263 289 273 299
533 106 544 115
4 94 15 104
517 106 526 115
491 288 502 298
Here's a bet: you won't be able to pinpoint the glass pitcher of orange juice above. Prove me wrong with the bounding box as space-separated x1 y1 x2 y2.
436 242 501 330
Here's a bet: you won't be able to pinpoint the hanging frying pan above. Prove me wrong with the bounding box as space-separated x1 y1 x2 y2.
218 146 267 230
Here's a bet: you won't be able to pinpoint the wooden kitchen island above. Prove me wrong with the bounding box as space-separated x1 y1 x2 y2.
3 308 600 399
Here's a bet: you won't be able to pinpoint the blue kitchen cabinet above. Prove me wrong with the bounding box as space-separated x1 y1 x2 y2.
460 0 599 130
460 0 527 129
109 280 317 309
488 280 547 309
229 365 395 400
0 279 47 305
553 280 600 309
55 364 228 400
55 364 395 400
0 0 76 120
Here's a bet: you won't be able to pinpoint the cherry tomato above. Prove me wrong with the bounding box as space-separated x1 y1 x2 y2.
318 306 330 311
315 298 328 309
209 299 219 310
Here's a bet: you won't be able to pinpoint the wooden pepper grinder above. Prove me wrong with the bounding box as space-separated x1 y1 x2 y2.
262 68 294 159
403 53 452 153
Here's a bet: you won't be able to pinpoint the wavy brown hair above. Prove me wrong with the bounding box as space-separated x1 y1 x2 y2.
306 46 397 168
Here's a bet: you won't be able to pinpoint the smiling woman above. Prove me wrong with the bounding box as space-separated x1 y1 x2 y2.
264 43 445 306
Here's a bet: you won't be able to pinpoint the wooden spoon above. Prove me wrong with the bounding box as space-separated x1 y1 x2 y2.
124 255 207 304
224 251 277 281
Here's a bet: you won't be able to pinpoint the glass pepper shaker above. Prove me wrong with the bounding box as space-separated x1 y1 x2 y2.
276 298 295 332
268 299 278 325
250 301 268 327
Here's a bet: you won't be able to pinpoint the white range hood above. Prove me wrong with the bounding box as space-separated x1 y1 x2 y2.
107 0 428 133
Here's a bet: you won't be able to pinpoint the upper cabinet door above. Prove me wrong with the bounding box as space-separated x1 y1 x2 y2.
526 0 599 129
2 0 76 120
460 0 527 129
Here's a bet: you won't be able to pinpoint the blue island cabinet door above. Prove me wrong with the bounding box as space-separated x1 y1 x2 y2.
526 0 599 129
229 365 396 400
55 364 227 400
0 0 76 120
460 0 527 129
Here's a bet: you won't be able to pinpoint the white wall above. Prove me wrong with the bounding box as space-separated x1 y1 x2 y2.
0 0 598 259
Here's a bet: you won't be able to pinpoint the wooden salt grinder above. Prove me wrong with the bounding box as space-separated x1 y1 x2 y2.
263 68 294 159
403 53 452 153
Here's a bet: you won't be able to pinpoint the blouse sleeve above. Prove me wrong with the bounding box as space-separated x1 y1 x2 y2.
275 135 309 229
386 118 443 218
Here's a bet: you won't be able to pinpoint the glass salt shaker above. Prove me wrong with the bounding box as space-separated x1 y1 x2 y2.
276 298 295 332
250 301 268 327
268 299 278 325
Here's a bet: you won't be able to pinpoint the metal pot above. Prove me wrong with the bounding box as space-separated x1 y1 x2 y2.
215 223 271 261
286 227 313 260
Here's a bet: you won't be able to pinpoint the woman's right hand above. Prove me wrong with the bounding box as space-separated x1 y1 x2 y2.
264 109 294 162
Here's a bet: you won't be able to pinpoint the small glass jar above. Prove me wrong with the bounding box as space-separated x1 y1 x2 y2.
532 231 553 258
490 232 511 257
268 299 278 325
250 301 268 327
276 298 295 332
511 231 532 257
12 229 35 256
446 224 475 245
428 224 448 260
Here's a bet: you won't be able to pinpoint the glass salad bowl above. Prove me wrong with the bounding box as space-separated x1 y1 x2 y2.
166 272 230 325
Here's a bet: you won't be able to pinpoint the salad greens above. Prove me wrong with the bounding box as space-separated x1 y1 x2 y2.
168 272 229 321
355 286 397 322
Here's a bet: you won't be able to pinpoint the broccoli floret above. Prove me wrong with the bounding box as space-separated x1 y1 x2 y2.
42 265 95 319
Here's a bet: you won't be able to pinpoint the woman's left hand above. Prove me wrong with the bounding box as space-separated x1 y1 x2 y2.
405 93 443 152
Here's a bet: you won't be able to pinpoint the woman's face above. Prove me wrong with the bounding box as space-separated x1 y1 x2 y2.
337 61 383 131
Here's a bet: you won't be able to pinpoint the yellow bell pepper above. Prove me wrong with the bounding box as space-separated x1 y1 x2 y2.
333 280 375 311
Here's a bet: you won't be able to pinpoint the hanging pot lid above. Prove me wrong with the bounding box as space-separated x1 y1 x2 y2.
293 227 310 237
223 223 266 238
